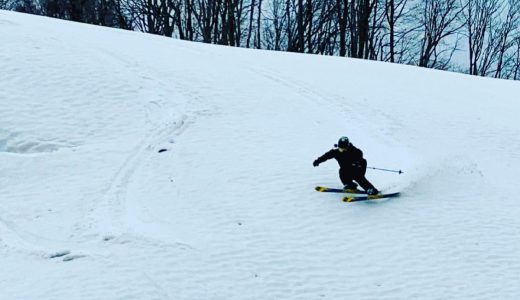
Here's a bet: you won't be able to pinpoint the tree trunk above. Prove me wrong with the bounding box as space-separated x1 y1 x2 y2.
387 0 395 62
337 0 348 57
256 0 262 48
246 0 256 48
297 0 304 52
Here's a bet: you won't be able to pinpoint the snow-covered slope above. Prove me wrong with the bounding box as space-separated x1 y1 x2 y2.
2 10 520 299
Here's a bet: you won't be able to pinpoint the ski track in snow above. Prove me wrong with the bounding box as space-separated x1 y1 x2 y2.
2 10 520 300
0 15 193 261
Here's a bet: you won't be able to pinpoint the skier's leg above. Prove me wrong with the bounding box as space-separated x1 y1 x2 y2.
353 160 378 193
355 175 377 192
339 168 357 189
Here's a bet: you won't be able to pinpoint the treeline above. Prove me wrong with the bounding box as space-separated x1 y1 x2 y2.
3 0 520 80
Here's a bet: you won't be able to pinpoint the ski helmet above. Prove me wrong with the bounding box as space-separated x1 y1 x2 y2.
337 136 350 149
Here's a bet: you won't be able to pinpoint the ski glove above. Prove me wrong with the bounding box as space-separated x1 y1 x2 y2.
313 160 320 167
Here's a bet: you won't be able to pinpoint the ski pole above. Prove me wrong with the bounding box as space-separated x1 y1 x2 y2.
367 167 403 174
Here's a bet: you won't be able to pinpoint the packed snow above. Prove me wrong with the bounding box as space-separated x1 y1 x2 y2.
1 10 520 300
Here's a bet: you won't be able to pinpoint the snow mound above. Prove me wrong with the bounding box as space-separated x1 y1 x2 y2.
0 129 80 153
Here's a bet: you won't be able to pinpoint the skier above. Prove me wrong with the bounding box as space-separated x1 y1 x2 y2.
313 136 379 195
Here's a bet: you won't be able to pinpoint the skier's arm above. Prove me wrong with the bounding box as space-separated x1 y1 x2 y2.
313 150 335 167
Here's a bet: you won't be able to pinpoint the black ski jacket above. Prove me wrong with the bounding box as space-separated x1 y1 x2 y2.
315 144 366 170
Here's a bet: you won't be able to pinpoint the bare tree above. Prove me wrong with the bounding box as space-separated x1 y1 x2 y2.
184 0 195 40
385 0 409 62
312 0 339 55
13 0 40 13
513 36 520 80
1 0 14 9
494 0 520 78
367 0 386 60
127 0 175 36
417 0 466 68
219 0 235 45
463 0 500 75
246 0 256 47
256 0 262 48
264 0 286 50
296 0 304 52
462 0 520 78
191 0 219 43
336 0 349 56
348 0 378 58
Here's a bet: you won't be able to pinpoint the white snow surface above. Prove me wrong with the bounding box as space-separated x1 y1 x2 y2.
2 10 520 300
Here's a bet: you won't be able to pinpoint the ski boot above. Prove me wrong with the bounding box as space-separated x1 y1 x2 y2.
343 182 358 191
366 188 379 195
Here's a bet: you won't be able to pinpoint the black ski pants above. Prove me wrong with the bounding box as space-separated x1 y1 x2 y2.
339 160 376 191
